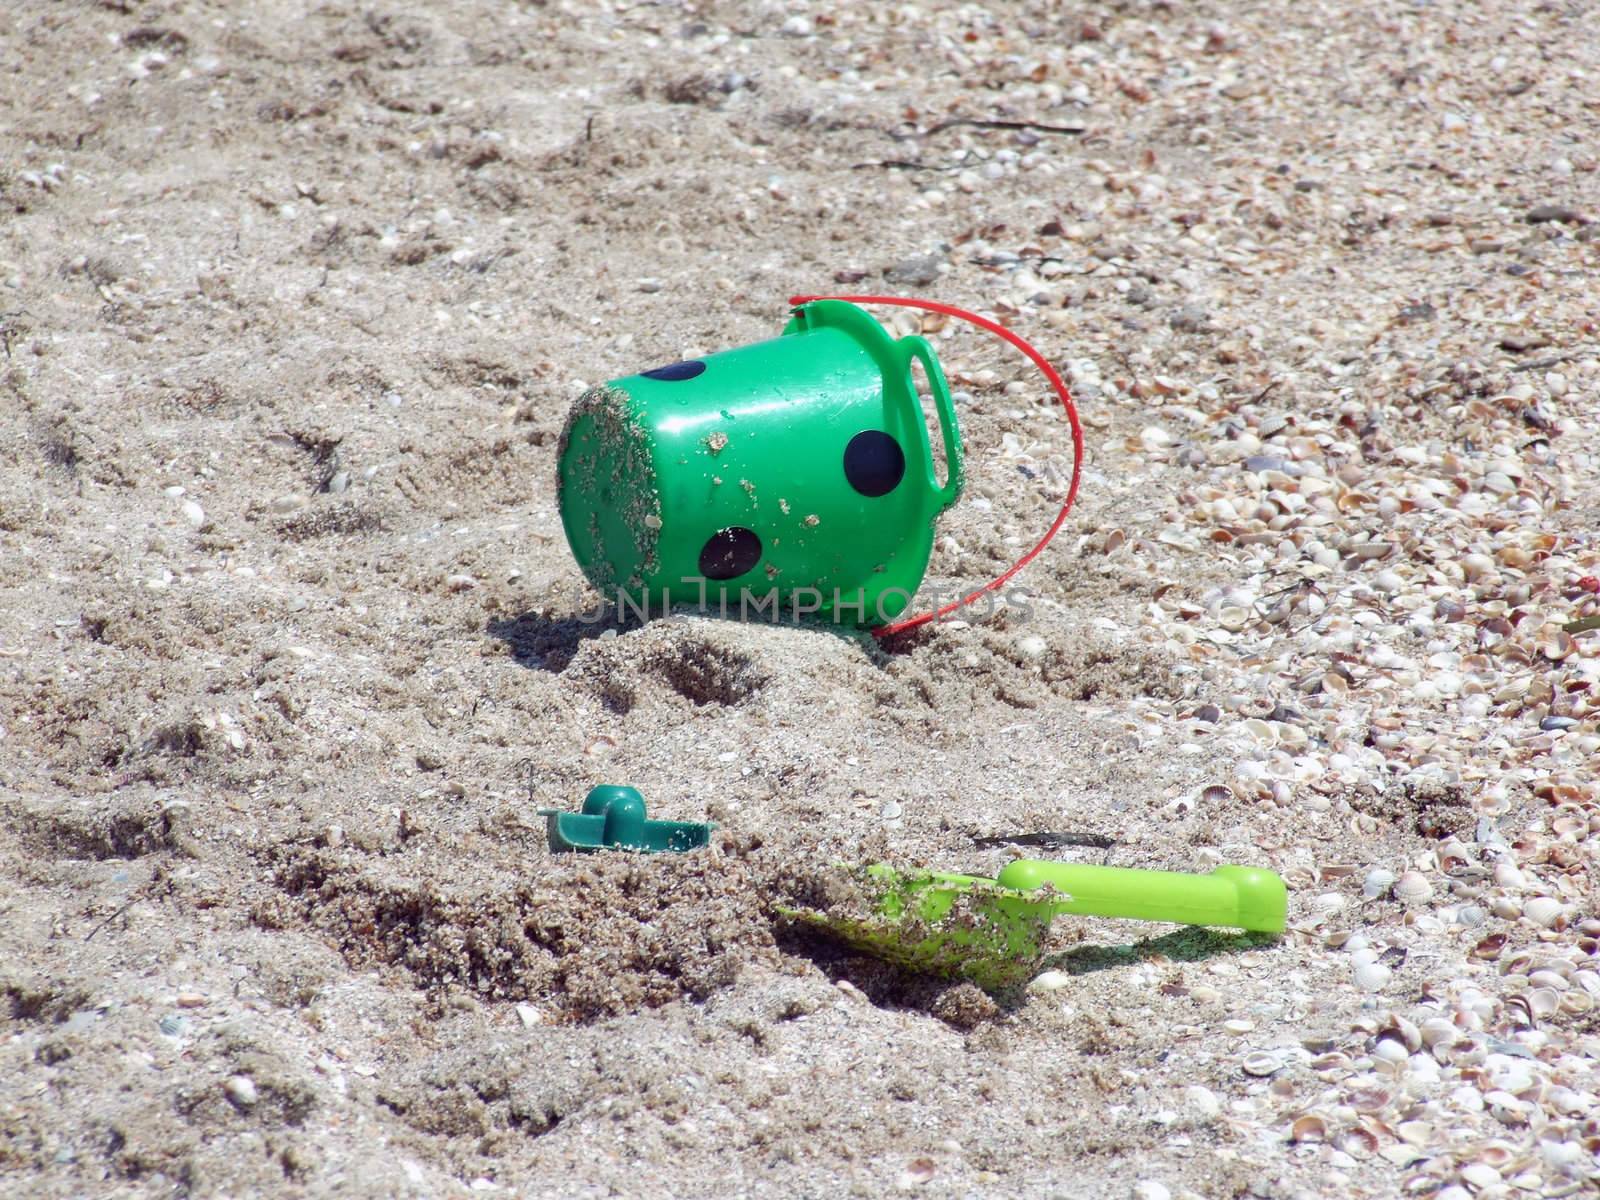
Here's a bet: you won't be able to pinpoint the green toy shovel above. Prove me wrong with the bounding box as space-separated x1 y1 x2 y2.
786 859 1287 993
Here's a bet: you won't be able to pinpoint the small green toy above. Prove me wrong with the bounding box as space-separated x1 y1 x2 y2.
557 299 964 627
787 859 1287 992
539 785 715 854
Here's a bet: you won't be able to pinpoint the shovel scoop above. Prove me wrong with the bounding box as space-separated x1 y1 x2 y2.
786 859 1287 993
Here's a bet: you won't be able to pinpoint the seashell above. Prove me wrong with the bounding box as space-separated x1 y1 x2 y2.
1139 426 1172 451
1483 1090 1528 1125
223 1075 258 1109
1282 865 1316 889
1314 893 1345 916
1443 1038 1486 1067
1335 490 1369 514
1184 1085 1222 1118
1540 1138 1586 1171
1544 1086 1588 1116
1365 1115 1400 1140
1523 897 1564 928
1458 1162 1500 1189
1538 630 1574 661
1218 605 1253 631
1242 718 1278 744
1488 1060 1534 1093
1200 784 1231 805
1395 1120 1433 1147
1372 1038 1409 1064
1551 813 1588 836
1362 868 1398 898
1471 933 1507 960
1501 951 1535 978
1354 962 1392 992
1435 838 1470 870
1241 1050 1283 1077
899 1158 937 1187
1380 1014 1422 1053
1419 1017 1456 1048
1349 1086 1393 1112
1289 1114 1327 1143
1393 872 1433 902
1476 1143 1515 1168
1015 636 1048 660
1525 988 1560 1018
1527 968 1569 990
1558 990 1594 1016
1335 1127 1378 1157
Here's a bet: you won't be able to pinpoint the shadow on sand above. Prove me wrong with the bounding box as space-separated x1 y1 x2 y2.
776 920 1278 1024
486 602 894 674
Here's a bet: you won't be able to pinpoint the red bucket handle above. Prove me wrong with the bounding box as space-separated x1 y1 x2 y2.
789 294 1084 638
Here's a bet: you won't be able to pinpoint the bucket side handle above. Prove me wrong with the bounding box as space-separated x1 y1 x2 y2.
898 334 965 513
789 293 1084 639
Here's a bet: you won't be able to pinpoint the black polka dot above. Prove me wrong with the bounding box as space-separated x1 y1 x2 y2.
699 527 762 580
843 430 905 497
641 360 706 382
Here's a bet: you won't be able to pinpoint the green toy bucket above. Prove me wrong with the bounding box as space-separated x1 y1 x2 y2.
557 299 965 627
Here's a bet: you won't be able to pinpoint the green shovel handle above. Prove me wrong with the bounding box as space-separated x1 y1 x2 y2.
899 335 965 513
995 861 1287 934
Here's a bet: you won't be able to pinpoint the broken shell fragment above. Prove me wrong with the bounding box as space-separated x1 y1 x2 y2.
1289 1114 1327 1143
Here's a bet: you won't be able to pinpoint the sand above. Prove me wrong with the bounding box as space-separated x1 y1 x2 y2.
3 2 1598 1198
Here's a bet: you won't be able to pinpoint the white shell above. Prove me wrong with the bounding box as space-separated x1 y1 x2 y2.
1372 1039 1409 1063
1362 868 1397 899
1523 897 1564 928
1393 871 1433 902
1354 962 1392 992
223 1075 258 1108
1242 1050 1283 1077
